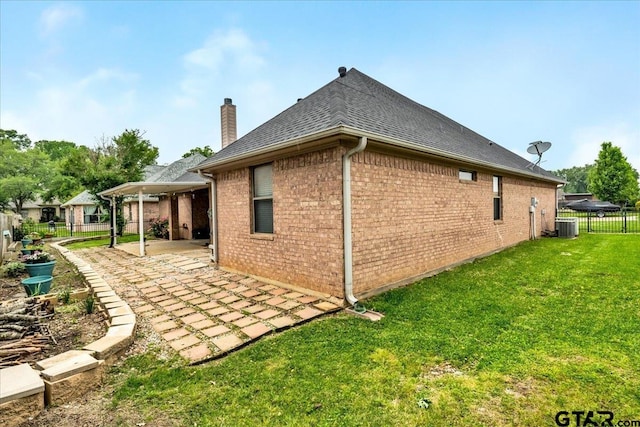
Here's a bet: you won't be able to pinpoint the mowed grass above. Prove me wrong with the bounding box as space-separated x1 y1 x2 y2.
109 234 640 426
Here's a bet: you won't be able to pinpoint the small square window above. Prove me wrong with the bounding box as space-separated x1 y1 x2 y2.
459 170 477 181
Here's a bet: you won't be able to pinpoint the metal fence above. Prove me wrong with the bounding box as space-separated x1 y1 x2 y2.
12 220 152 241
557 209 640 234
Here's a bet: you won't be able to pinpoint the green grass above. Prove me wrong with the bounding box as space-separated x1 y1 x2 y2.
64 234 142 250
108 234 640 426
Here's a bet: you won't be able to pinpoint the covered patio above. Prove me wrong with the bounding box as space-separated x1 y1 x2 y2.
99 181 211 257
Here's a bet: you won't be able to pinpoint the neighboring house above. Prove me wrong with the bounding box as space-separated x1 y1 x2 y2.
558 192 595 208
193 67 564 302
10 197 64 223
98 154 210 241
61 190 159 232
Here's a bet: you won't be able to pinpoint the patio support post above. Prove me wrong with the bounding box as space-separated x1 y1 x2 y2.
198 170 217 263
112 195 117 247
138 190 145 256
343 136 367 307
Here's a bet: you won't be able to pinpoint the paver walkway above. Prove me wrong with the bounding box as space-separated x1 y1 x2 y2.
74 246 342 363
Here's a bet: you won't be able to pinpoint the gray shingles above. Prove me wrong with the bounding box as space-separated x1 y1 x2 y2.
198 68 560 180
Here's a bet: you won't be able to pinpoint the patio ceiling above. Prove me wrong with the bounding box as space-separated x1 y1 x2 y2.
98 181 209 197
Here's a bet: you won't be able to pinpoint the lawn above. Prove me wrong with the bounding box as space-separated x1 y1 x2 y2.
109 234 640 426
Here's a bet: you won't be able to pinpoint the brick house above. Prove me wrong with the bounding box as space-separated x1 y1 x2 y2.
96 154 209 249
194 67 564 303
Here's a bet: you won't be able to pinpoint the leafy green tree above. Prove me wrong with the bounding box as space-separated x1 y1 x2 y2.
34 140 78 161
0 136 52 213
0 129 32 150
588 142 640 206
552 164 593 193
182 145 215 159
67 130 159 235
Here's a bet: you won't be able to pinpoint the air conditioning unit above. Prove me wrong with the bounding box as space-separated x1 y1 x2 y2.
555 217 578 238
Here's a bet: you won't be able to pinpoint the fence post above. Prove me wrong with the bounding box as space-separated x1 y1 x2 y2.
623 210 627 233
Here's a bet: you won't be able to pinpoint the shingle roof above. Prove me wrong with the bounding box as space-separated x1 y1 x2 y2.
61 191 97 206
146 154 207 183
61 190 159 206
197 67 560 181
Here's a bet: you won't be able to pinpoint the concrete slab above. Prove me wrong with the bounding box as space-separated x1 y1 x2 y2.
35 350 95 371
84 335 131 359
110 314 136 326
0 364 45 404
40 353 99 382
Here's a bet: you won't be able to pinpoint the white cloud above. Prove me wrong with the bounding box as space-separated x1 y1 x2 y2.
40 3 83 35
569 121 640 172
78 68 138 88
0 67 138 147
175 28 267 108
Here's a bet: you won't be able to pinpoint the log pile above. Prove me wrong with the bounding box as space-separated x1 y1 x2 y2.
0 297 55 367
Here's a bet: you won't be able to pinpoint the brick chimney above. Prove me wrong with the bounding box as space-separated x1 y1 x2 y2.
220 98 237 149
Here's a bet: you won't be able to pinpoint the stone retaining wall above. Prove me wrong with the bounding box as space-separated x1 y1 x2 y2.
0 240 136 427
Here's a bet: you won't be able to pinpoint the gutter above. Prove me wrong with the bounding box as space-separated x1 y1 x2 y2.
195 125 564 185
343 136 367 307
198 170 218 263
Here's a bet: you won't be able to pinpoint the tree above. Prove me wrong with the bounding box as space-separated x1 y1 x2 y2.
552 164 593 194
182 145 215 159
66 129 159 235
0 129 32 150
0 134 52 213
588 142 640 206
34 140 78 161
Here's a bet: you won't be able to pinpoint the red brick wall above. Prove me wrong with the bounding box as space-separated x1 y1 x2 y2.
350 150 557 295
216 147 345 295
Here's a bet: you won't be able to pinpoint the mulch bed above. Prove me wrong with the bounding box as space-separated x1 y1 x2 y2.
0 243 107 367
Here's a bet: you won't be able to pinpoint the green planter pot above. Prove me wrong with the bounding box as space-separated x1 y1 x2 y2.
25 261 56 277
21 275 53 296
20 249 32 255
21 238 33 247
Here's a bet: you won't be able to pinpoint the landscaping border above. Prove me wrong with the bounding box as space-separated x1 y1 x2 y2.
0 239 136 427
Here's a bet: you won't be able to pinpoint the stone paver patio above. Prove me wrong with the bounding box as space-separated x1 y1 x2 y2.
74 245 342 363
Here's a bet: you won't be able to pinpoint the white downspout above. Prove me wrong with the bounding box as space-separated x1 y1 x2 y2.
343 136 367 306
138 190 145 256
198 170 218 263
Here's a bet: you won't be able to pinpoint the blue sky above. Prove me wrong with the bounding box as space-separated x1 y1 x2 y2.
1 1 639 173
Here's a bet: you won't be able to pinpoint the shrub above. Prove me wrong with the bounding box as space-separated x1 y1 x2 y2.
58 288 71 304
1 262 26 278
148 217 169 239
85 296 95 314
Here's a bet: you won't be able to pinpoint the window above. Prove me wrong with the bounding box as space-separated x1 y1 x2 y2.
459 169 477 181
252 163 273 233
83 205 104 224
493 176 502 221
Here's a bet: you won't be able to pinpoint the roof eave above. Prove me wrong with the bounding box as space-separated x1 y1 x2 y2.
193 125 563 184
191 126 347 173
341 127 565 184
98 181 209 197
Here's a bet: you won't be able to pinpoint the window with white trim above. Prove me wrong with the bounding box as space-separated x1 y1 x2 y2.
459 169 477 181
252 163 273 234
493 175 502 221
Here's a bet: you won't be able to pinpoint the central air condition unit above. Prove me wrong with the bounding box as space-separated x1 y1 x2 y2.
555 217 578 238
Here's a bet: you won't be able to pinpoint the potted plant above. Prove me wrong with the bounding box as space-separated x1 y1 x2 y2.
21 275 53 296
20 251 56 277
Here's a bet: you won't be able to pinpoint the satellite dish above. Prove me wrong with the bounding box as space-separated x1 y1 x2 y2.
527 141 552 156
526 141 552 168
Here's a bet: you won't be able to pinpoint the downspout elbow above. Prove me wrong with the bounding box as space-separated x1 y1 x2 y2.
343 137 368 307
